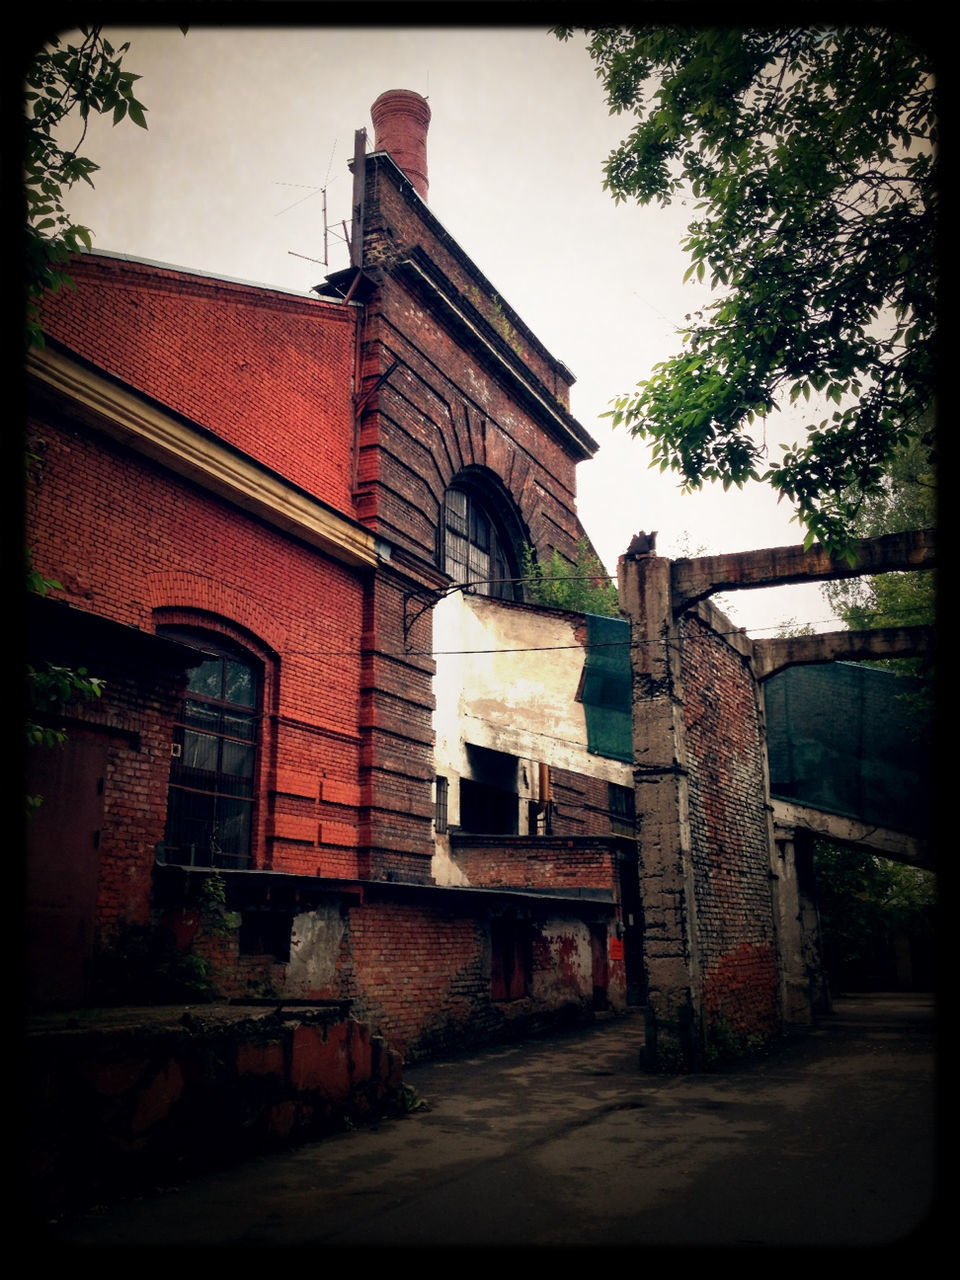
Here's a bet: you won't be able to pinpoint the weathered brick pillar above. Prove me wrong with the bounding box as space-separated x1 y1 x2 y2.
618 551 701 1070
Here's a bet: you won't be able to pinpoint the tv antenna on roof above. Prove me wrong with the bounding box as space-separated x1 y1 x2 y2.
274 137 348 268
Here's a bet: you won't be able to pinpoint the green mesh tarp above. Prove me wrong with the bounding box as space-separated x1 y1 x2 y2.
581 614 632 762
765 662 933 837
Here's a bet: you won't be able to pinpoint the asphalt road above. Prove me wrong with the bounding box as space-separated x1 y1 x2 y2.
41 992 938 1250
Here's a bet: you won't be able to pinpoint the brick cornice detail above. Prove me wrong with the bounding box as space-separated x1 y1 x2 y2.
29 344 379 572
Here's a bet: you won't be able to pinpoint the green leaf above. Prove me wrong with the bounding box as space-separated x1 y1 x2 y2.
562 25 937 545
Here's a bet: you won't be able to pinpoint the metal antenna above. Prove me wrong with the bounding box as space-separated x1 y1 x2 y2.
272 137 341 266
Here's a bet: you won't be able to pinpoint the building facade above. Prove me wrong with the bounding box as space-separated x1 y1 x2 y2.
26 92 639 1060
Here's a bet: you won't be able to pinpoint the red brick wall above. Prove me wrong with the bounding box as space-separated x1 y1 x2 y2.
39 254 358 514
450 838 619 894
26 414 366 881
550 768 631 837
337 897 615 1061
338 900 486 1058
680 612 779 1038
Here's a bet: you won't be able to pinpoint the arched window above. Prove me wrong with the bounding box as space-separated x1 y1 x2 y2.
441 476 523 601
158 629 260 869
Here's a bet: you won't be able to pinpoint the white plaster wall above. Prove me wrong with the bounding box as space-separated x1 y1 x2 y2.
433 593 633 780
287 903 346 991
430 593 632 883
534 917 593 1002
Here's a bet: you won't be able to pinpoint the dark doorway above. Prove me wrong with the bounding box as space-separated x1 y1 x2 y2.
590 923 609 1010
26 734 107 1007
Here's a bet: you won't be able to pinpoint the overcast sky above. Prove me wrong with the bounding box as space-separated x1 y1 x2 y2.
49 23 840 635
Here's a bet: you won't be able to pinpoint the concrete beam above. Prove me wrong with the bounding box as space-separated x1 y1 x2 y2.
772 800 933 870
754 624 934 680
672 528 936 614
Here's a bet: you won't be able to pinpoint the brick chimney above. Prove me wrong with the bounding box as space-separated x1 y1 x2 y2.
371 89 431 202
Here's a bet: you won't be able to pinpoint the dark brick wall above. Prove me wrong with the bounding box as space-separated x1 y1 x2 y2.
355 158 593 572
680 612 779 1038
550 768 633 837
450 838 620 893
358 569 437 879
27 659 182 940
327 894 613 1062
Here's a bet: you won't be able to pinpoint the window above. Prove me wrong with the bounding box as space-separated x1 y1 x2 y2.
441 481 520 601
435 775 449 835
160 632 260 869
609 783 636 836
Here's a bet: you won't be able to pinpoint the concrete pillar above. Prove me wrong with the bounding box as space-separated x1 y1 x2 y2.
770 824 830 1022
618 552 701 1070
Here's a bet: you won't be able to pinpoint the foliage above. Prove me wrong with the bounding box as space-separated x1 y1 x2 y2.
25 555 105 811
26 662 104 750
703 1015 769 1067
197 870 242 934
557 25 937 551
822 429 935 637
92 924 216 1004
523 538 620 617
774 617 815 639
814 843 935 991
23 26 158 804
400 1084 430 1114
23 25 150 347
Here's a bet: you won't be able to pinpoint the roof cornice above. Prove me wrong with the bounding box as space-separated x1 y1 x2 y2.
28 344 379 572
394 250 598 462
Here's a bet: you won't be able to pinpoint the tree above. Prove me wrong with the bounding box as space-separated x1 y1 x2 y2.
814 843 935 992
822 427 935 635
22 26 153 795
23 25 150 347
522 539 620 617
557 25 938 551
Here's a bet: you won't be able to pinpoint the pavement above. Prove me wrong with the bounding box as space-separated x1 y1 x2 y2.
40 992 938 1250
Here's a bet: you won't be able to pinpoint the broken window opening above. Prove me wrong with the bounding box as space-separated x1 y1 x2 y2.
460 744 519 835
609 782 636 836
239 910 291 963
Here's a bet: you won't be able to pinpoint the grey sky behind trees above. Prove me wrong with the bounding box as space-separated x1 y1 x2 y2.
50 24 851 635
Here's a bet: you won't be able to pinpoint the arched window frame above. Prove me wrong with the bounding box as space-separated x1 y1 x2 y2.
440 470 526 602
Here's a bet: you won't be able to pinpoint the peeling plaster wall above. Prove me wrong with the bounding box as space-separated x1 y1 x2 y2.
534 919 592 1003
287 904 348 992
432 594 633 858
